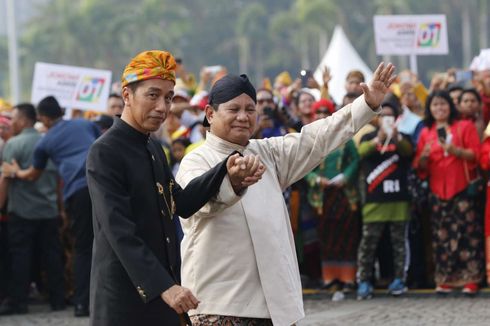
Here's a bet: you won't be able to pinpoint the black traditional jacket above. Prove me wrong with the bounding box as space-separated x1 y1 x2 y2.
87 118 230 326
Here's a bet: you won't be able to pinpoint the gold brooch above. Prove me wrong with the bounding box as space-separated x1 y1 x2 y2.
156 182 163 194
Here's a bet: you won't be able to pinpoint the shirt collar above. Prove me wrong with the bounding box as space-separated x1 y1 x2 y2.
19 127 37 135
113 117 150 144
205 131 247 154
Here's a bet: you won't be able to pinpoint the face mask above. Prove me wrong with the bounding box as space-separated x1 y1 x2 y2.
381 116 395 137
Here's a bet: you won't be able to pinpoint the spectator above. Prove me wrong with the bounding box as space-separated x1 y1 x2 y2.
479 125 490 285
356 102 413 300
448 85 464 110
458 88 485 139
0 115 12 301
2 96 100 316
305 99 360 298
170 137 190 177
253 88 286 139
0 116 12 161
413 90 484 295
93 114 114 134
291 90 317 131
0 104 65 315
106 93 124 117
345 70 365 95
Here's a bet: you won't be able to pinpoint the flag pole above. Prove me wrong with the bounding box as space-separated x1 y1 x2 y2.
6 0 20 104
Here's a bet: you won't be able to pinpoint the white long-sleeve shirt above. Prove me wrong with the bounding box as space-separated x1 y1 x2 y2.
176 96 378 326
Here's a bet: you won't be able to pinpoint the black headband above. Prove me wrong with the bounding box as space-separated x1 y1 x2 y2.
204 74 256 127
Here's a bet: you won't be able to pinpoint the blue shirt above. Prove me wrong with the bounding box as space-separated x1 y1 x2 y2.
33 119 100 201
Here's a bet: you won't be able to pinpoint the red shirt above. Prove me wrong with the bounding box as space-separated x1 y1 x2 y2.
414 120 480 200
479 138 490 236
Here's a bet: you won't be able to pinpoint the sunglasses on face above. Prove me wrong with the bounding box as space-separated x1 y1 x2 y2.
257 98 273 105
316 110 330 114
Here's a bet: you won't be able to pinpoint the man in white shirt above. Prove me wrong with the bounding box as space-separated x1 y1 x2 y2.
176 63 396 326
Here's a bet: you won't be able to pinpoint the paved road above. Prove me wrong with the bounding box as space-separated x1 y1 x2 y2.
1 296 489 325
301 297 490 326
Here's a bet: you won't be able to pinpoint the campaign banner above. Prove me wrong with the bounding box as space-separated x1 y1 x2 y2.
31 62 112 111
374 15 448 55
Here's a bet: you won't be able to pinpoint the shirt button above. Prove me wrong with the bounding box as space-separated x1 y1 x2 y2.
166 237 170 243
151 155 155 161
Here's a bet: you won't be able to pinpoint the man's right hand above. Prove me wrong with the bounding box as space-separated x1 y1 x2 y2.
161 285 199 314
361 62 396 110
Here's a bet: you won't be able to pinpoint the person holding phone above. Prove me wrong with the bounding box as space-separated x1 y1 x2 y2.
252 88 286 139
413 90 484 295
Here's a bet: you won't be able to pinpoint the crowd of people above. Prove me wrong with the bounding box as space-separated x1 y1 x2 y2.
0 53 488 322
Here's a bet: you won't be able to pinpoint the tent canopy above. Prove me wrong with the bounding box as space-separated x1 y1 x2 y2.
314 25 373 104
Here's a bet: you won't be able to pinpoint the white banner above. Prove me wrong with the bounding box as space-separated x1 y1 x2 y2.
31 62 112 111
374 15 448 55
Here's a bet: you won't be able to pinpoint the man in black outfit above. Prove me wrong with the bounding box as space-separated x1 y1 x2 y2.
86 50 264 325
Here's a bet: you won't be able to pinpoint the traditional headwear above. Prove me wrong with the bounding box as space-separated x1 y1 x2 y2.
274 71 293 87
121 50 176 88
262 78 273 91
0 98 12 113
0 115 11 126
312 99 335 115
190 91 209 110
173 88 191 102
204 74 256 127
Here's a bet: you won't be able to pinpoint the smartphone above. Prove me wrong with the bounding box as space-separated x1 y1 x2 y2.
263 107 274 119
300 69 312 87
437 126 447 142
455 70 473 83
399 74 411 84
204 65 222 75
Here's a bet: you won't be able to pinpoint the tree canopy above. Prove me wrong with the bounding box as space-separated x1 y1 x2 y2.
1 0 488 100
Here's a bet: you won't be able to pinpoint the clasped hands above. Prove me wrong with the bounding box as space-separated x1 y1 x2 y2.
226 153 266 194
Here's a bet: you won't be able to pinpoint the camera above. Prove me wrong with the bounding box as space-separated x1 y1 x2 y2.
263 107 274 119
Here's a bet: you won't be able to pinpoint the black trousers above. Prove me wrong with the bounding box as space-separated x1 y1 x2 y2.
0 220 10 299
8 215 65 306
65 187 93 307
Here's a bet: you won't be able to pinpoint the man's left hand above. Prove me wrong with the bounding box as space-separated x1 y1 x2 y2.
361 62 396 110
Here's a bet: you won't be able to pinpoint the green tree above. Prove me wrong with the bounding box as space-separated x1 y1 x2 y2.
0 36 8 99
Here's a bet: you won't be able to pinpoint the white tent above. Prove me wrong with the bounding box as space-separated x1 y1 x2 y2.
469 48 490 71
314 25 373 104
